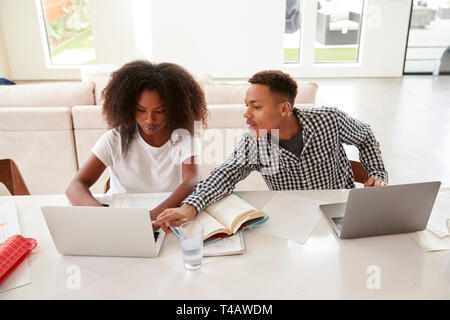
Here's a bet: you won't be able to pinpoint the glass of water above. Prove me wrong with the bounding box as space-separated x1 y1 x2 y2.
179 221 204 271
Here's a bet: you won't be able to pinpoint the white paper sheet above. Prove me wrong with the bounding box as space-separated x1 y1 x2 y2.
409 229 450 252
0 203 21 241
254 193 325 244
426 192 450 238
0 202 32 293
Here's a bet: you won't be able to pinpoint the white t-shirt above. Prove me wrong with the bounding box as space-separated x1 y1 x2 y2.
92 128 200 194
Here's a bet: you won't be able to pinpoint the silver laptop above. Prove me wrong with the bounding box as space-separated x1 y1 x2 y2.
41 206 166 258
319 181 441 239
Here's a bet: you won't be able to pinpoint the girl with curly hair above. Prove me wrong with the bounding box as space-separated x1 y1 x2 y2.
66 60 208 221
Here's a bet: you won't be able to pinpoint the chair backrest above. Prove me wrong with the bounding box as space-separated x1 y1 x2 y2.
0 159 30 195
350 160 389 184
350 160 368 184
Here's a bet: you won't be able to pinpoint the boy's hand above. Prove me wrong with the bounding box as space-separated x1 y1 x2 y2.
152 204 197 233
364 177 387 187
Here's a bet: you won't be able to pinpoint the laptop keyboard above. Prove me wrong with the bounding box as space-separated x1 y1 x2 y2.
331 217 344 231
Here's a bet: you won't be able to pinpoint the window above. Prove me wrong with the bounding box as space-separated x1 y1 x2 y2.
284 0 302 63
39 0 95 65
404 0 450 74
314 0 364 63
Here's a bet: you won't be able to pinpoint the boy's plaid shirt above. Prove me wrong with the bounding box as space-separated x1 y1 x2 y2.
183 106 387 213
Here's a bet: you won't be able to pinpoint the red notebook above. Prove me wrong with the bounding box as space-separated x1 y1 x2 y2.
0 234 37 283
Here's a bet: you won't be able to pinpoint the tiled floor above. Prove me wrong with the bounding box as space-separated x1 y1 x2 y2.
311 75 450 187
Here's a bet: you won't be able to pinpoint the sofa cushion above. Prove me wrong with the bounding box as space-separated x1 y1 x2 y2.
72 105 107 129
74 129 110 195
203 79 318 105
93 77 110 106
0 82 95 107
92 72 317 106
0 107 73 131
0 107 78 194
207 105 247 128
72 105 109 194
93 72 216 105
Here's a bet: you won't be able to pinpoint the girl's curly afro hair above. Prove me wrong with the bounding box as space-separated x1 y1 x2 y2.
101 60 209 154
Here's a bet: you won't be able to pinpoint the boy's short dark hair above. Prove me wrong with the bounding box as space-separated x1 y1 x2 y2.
248 70 297 106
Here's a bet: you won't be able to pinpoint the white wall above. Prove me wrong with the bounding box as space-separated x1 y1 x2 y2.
150 0 412 78
0 21 11 79
0 0 81 80
357 0 411 77
150 0 284 78
0 0 152 80
0 0 412 80
88 0 153 65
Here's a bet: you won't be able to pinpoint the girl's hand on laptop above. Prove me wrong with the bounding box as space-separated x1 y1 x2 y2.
364 177 387 188
152 204 197 233
149 208 162 222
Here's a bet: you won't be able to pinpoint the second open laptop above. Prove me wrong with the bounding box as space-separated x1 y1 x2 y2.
319 181 441 239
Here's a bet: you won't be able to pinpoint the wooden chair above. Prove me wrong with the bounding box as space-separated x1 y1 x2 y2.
350 160 388 184
0 159 30 195
350 160 369 184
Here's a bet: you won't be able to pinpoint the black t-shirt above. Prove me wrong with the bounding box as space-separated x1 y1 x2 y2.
279 125 303 158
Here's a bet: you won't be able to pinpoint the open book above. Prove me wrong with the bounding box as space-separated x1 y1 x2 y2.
195 193 268 244
96 192 267 245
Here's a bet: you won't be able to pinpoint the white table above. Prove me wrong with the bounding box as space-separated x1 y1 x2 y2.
0 190 449 300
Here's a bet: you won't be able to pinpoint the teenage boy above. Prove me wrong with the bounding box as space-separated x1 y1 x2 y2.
154 70 387 231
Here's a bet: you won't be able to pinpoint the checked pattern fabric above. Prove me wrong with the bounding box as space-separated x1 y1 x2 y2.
183 106 387 213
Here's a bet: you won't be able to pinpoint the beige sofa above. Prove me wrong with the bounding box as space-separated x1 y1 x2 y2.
0 76 318 195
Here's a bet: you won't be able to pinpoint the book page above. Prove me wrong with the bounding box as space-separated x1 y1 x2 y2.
205 194 263 232
195 210 229 240
203 231 245 256
108 193 171 210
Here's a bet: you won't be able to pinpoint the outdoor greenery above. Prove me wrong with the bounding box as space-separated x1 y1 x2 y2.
43 0 95 63
51 28 94 57
45 0 90 47
285 47 359 63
